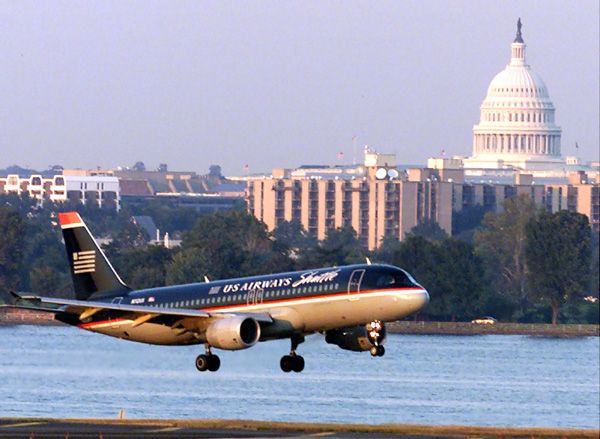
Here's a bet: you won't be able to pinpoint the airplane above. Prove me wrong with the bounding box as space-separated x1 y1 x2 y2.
2 212 429 373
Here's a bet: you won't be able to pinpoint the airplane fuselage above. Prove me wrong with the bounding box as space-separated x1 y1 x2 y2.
57 264 429 346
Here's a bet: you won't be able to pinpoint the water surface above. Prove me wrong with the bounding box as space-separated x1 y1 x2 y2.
0 326 598 428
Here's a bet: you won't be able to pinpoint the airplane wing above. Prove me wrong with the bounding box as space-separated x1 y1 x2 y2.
10 293 273 324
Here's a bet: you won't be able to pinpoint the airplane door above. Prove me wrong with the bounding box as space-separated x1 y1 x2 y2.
246 288 264 306
347 269 365 296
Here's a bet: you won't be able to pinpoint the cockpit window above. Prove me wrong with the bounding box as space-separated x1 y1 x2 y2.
376 275 397 287
368 268 418 289
361 267 422 290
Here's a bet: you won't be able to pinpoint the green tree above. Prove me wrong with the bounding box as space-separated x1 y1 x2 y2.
113 245 173 289
0 206 26 291
590 231 599 299
21 219 72 295
475 194 538 316
375 235 403 265
525 211 592 324
382 235 439 319
169 210 291 281
298 226 366 269
408 219 448 242
433 239 486 321
380 235 486 321
273 219 317 254
452 204 487 242
166 248 210 285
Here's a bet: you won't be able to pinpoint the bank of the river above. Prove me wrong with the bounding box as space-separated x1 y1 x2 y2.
0 418 597 439
1 308 598 336
387 320 599 337
0 308 60 325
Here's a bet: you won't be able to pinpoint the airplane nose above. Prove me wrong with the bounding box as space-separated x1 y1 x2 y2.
421 289 430 307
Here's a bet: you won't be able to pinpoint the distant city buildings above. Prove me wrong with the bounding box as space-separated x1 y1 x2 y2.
0 165 246 214
244 21 599 248
0 173 120 209
245 148 599 250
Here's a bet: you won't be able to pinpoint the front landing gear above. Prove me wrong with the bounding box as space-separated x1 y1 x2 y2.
370 345 385 357
195 344 220 372
280 334 305 373
367 320 386 357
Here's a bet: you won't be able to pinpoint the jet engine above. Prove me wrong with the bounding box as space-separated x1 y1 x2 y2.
325 321 386 353
206 316 261 350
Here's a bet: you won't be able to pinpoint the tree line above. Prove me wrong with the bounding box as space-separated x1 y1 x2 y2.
0 193 598 324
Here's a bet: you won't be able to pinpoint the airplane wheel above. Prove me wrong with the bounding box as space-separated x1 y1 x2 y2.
376 345 385 357
370 346 379 357
292 355 305 373
195 354 209 372
280 355 293 372
207 355 221 372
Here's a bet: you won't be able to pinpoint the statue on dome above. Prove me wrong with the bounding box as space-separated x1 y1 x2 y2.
514 18 524 43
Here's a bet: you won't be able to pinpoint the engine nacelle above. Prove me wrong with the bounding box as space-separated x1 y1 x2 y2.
206 316 261 350
325 321 386 352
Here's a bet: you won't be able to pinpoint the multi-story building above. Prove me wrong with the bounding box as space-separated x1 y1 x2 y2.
248 175 452 249
246 149 599 249
0 174 120 209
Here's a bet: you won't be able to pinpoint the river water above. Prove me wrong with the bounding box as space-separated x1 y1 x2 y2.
0 325 598 429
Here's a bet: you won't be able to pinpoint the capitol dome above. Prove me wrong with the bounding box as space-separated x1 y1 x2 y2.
466 19 563 170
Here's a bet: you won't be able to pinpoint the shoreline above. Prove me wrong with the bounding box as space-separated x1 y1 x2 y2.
1 308 598 337
0 418 597 438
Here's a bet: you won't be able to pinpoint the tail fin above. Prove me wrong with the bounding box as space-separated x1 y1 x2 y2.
59 212 130 300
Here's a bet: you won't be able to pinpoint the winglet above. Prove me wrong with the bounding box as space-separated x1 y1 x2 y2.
58 212 84 228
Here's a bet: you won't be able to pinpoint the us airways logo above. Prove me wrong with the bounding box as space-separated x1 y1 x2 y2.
72 250 96 274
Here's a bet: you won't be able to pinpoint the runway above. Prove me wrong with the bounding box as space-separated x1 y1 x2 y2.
0 419 598 439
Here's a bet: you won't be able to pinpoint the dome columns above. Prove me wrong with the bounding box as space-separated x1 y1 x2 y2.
473 132 560 157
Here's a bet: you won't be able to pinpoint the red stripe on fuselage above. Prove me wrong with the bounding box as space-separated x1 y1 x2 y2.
197 286 423 312
79 318 127 329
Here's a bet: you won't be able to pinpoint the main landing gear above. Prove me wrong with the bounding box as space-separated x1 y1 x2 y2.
195 344 220 372
280 334 305 373
367 320 386 357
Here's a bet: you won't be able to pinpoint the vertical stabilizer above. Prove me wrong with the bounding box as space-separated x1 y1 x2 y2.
59 212 130 300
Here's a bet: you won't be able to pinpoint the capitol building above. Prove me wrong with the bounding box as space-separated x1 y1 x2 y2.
240 20 599 248
458 20 596 180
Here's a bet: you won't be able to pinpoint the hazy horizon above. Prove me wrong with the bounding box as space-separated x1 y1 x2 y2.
1 1 598 175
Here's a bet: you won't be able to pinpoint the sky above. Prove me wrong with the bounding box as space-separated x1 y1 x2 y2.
1 0 598 175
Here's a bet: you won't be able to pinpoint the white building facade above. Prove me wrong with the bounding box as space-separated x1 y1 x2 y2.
0 174 120 210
